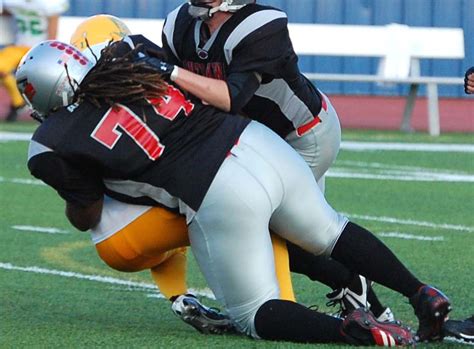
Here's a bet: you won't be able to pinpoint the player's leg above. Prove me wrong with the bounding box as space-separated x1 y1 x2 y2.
270 233 295 301
188 121 413 345
250 121 449 342
150 247 188 299
188 133 345 342
93 199 233 333
94 204 189 291
0 46 29 121
285 92 391 320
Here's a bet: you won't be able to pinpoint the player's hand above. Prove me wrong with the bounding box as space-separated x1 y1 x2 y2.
465 66 474 94
140 56 176 79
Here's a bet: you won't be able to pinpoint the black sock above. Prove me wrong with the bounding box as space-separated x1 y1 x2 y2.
331 222 423 298
288 241 353 289
367 287 386 318
254 299 344 343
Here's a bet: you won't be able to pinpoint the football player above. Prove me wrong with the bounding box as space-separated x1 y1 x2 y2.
70 14 386 326
465 66 474 94
0 0 68 121
159 0 392 321
18 39 447 345
68 15 296 335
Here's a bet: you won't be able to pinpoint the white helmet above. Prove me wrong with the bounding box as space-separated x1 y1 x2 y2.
16 40 94 119
188 0 255 20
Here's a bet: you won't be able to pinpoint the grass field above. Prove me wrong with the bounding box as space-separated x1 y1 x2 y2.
1 122 473 348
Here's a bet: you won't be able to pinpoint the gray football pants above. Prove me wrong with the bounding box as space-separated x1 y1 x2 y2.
188 121 348 338
285 91 341 193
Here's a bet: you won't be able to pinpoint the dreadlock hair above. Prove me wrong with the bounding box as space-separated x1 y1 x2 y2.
76 42 168 108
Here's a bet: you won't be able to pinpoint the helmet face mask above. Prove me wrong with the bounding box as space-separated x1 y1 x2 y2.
188 0 255 20
16 41 95 118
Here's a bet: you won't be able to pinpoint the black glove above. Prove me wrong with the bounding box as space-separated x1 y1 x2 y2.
139 56 176 79
465 66 474 94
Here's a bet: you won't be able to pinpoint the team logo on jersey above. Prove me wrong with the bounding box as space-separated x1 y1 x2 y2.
183 61 226 80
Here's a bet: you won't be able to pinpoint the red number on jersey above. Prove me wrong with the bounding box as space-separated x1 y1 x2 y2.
91 85 194 160
91 104 165 161
148 85 194 120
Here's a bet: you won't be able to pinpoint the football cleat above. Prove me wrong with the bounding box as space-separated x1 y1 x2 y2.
326 275 370 318
376 307 396 323
341 308 416 347
442 315 474 345
409 285 451 342
171 294 236 335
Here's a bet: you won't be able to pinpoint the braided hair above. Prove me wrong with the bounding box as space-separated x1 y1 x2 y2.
76 42 168 108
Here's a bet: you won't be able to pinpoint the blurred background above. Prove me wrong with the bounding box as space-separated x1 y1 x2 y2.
1 0 473 132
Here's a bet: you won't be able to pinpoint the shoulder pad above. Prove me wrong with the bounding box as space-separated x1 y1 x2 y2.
223 8 287 64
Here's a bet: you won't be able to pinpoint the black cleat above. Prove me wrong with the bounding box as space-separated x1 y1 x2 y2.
409 285 451 342
326 275 370 318
171 294 236 335
341 308 416 347
443 315 474 345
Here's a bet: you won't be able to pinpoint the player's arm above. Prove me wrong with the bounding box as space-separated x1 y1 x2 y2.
28 149 104 231
160 22 259 113
172 68 232 112
135 32 233 110
45 0 69 40
46 15 60 40
128 34 167 60
65 199 103 232
173 15 292 113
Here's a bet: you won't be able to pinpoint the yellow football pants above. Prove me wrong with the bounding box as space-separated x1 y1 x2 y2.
95 207 295 301
0 46 30 108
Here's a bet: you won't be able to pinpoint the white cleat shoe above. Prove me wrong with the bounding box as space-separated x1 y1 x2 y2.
171 294 236 335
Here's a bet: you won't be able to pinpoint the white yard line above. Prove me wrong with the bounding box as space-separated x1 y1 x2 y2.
341 141 474 153
343 213 474 233
0 132 32 141
12 225 69 234
0 176 44 185
377 232 445 241
328 169 474 182
1 131 473 152
337 160 472 175
0 262 215 300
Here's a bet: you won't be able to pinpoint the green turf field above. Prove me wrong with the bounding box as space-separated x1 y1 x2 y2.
1 122 473 348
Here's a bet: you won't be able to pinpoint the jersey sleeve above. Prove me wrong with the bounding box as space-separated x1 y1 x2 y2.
28 150 104 207
161 32 181 66
227 16 299 82
161 4 190 66
226 72 261 114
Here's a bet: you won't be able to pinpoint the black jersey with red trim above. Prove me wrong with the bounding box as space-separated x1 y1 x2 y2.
162 3 323 138
27 89 249 219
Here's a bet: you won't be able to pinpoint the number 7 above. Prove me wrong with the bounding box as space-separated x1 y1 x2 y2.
91 85 194 161
91 104 165 161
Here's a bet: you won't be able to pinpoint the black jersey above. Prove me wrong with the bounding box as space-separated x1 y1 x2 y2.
162 3 323 138
28 88 249 220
